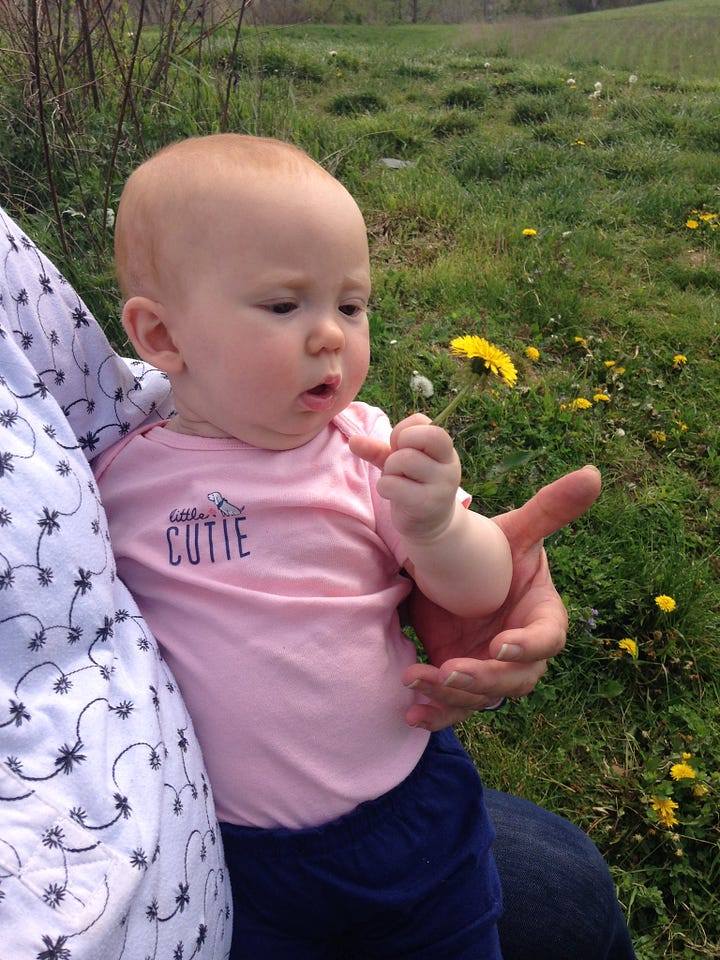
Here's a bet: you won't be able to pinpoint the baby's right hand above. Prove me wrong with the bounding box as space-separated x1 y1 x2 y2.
350 414 461 544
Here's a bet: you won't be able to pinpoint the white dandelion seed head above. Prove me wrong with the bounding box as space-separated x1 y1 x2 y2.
410 371 434 399
595 81 602 91
629 74 638 84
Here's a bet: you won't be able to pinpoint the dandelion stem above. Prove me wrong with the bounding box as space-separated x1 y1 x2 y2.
432 382 474 427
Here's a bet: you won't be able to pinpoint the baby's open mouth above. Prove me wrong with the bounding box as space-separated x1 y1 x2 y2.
308 382 333 397
309 375 341 397
301 376 341 411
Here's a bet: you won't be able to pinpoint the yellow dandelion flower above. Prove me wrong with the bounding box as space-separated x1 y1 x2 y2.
604 360 617 368
449 336 518 388
522 228 537 237
685 219 699 229
693 784 709 798
433 336 517 427
593 393 611 403
569 397 593 410
571 139 586 146
650 430 666 445
675 420 688 432
655 595 676 613
651 795 679 828
672 354 687 367
574 336 588 347
670 762 696 781
618 638 638 659
525 345 540 362
699 212 716 221
682 752 692 760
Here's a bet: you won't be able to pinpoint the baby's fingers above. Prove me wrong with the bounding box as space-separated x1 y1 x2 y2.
393 423 457 464
348 434 392 471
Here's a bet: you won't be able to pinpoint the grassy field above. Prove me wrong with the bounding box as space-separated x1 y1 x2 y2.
1 1 718 956
460 0 720 81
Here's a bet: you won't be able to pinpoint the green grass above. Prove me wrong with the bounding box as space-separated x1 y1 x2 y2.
1 2 718 956
457 0 720 82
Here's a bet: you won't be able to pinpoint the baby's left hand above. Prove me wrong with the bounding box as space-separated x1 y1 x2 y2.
349 413 461 543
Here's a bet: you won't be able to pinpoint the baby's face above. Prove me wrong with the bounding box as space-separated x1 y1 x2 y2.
163 170 372 449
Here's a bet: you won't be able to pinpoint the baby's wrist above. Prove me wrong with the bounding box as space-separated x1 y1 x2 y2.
400 505 457 550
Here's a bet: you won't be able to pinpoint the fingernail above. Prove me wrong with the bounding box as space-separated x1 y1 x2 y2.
496 643 523 662
406 679 421 689
443 671 475 689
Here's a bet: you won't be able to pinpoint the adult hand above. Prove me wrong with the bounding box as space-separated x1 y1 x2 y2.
402 465 602 729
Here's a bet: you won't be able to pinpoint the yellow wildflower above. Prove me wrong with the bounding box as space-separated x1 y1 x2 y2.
651 796 679 828
449 336 518 388
650 430 666 445
672 354 687 368
574 336 588 347
569 397 593 410
618 638 638 659
593 393 610 403
655 595 677 613
685 219 699 229
693 784 709 798
522 228 537 237
670 762 696 781
525 346 540 362
433 336 517 427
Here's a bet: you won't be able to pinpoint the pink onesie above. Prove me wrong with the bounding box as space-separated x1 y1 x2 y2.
94 401 432 829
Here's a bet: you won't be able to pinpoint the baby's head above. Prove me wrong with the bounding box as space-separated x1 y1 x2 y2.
115 135 337 301
116 134 372 449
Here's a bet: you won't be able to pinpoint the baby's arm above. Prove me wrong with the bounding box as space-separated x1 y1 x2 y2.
349 413 512 618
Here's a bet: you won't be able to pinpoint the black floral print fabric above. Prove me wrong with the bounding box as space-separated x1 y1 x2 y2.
0 208 231 959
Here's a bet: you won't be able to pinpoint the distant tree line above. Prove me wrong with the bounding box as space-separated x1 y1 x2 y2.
0 0 665 31
254 0 666 24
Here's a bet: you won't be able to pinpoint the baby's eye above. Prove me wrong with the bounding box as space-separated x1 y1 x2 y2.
269 302 296 315
339 304 363 317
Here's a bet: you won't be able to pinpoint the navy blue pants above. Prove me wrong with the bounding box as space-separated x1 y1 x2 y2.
221 728 502 959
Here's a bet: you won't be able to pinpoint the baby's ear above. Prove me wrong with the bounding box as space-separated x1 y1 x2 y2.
122 296 183 373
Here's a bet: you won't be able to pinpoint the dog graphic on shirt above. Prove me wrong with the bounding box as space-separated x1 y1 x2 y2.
207 491 245 517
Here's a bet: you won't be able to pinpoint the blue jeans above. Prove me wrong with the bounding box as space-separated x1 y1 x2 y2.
485 788 636 959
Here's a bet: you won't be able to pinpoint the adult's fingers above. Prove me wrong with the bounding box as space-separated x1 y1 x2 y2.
403 657 546 729
496 465 601 552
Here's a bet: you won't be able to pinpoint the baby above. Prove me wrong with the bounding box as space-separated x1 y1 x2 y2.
95 133 512 958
